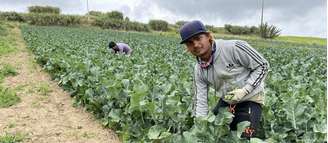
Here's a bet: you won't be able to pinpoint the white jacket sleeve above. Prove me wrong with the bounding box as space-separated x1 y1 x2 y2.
233 41 270 93
193 65 209 117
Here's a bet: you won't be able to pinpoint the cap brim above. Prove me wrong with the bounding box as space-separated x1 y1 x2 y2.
179 31 207 44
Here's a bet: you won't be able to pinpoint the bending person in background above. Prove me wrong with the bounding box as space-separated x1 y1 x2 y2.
108 41 132 56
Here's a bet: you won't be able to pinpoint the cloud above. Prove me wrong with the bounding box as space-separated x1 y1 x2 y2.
151 0 324 21
273 6 327 37
150 0 326 37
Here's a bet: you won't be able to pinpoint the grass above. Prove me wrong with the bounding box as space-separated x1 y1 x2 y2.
0 21 8 36
0 22 20 108
7 123 16 129
214 33 327 46
0 22 16 56
31 100 41 108
0 133 25 143
158 29 326 47
36 82 52 96
13 84 28 92
0 64 18 82
26 57 38 72
0 64 20 108
0 64 18 78
25 82 52 97
0 41 15 56
82 132 96 139
277 36 327 46
0 86 20 108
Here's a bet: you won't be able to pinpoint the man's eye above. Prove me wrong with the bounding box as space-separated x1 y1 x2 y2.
195 36 201 41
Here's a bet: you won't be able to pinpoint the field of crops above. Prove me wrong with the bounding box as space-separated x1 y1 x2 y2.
21 25 326 143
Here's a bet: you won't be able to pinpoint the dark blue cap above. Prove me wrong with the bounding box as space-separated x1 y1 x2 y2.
179 20 207 44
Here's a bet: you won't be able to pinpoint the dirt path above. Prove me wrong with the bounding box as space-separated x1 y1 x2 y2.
0 25 121 143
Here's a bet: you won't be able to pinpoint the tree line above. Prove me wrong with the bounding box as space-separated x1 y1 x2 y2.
0 6 281 39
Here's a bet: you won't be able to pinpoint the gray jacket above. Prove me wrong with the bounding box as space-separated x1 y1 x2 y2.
193 39 269 117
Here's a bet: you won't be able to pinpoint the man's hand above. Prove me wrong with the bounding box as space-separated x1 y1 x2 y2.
225 88 249 103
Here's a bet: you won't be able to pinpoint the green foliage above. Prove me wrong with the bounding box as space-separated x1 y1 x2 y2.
36 82 52 96
104 11 124 20
87 11 103 17
149 20 169 31
93 18 124 30
124 21 150 32
28 5 60 14
0 22 16 56
88 11 142 31
21 25 327 142
0 133 24 143
250 26 259 34
259 22 281 39
0 64 17 78
88 11 124 20
0 86 20 108
93 18 149 32
224 24 259 35
24 13 82 26
205 25 224 33
0 37 14 56
0 64 19 108
175 21 188 28
277 36 326 46
205 25 216 33
0 22 7 36
0 12 24 22
0 23 19 109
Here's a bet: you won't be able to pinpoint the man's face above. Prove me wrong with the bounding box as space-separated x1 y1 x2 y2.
184 33 211 57
112 46 119 51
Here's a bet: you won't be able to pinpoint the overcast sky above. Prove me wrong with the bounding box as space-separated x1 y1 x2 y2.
1 0 327 38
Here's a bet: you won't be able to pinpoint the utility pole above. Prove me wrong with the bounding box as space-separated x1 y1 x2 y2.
260 0 264 36
87 0 89 21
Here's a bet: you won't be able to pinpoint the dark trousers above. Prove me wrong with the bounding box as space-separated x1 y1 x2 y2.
212 99 264 139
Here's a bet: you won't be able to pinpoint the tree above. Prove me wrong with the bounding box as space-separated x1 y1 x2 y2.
149 20 169 31
175 21 188 27
105 11 123 20
259 22 281 39
28 6 60 14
